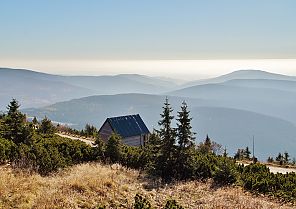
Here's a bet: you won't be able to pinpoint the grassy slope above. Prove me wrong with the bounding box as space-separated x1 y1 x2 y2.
0 163 294 209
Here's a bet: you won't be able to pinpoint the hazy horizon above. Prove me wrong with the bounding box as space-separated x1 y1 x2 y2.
1 59 296 80
1 1 295 79
1 1 296 77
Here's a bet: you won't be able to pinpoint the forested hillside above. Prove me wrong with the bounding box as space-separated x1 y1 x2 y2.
1 99 296 208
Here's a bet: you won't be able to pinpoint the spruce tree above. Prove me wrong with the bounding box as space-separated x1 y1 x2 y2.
223 146 228 157
156 97 177 181
176 101 195 149
244 146 251 160
105 133 122 163
39 116 56 135
267 156 274 163
144 131 162 169
175 101 195 180
158 97 176 148
204 135 212 153
0 117 4 137
3 99 29 143
93 135 105 161
198 135 212 154
284 151 290 164
276 152 284 165
32 116 38 125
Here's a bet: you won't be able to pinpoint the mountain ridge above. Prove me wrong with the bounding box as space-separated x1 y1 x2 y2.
182 69 296 87
23 93 296 160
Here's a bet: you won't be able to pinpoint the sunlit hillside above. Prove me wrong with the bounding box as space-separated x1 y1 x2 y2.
0 163 294 209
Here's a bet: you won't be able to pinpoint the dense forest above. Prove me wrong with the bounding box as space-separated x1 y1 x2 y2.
0 99 295 207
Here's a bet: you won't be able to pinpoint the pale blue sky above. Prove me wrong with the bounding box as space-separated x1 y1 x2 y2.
0 1 296 78
1 0 295 60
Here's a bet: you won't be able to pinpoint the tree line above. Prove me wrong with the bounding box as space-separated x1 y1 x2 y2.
0 98 295 204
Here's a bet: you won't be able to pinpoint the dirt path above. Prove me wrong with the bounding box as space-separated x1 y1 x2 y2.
240 162 296 174
268 166 296 174
56 133 95 147
55 136 296 174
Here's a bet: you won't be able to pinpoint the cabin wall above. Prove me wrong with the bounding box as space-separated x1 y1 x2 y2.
99 121 150 146
122 135 141 146
123 134 149 146
99 121 113 142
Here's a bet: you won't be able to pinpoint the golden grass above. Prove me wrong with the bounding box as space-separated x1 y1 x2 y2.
0 163 294 209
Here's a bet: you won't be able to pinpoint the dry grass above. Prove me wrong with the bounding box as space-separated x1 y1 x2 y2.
0 163 294 209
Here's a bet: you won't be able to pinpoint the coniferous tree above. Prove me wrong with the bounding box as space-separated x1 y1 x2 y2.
176 101 195 149
105 133 122 163
93 135 105 160
283 151 290 164
223 146 228 157
234 149 244 160
156 97 177 181
176 101 195 179
158 97 176 148
204 135 212 153
198 135 212 154
84 124 97 137
39 116 56 135
267 156 274 163
3 99 30 143
144 131 162 169
0 117 4 137
244 146 251 159
32 117 38 125
276 152 284 165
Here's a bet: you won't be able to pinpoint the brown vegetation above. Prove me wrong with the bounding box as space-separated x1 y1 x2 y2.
0 163 294 209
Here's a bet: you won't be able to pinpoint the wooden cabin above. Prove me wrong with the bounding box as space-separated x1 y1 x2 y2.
98 114 150 146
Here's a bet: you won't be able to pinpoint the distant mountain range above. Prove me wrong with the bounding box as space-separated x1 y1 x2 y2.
182 69 296 87
169 80 296 125
2 67 296 160
0 68 180 109
23 93 296 160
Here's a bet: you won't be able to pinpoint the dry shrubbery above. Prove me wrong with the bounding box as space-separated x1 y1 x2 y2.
0 163 294 209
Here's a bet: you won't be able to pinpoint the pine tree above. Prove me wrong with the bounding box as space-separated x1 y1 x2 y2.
158 97 176 148
144 131 162 168
176 101 195 149
283 151 290 164
39 116 56 135
3 99 29 143
267 156 274 163
292 157 296 165
234 149 244 160
244 146 251 160
105 133 122 163
204 135 212 153
32 117 38 125
276 152 284 165
0 116 4 137
156 97 177 181
175 101 195 179
84 124 97 137
93 135 105 160
223 146 228 157
198 135 212 154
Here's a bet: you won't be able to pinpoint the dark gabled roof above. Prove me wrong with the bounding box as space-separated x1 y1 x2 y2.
106 114 150 138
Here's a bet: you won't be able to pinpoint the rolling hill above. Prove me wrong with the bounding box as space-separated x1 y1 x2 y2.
0 68 180 110
0 68 96 109
3 67 296 159
169 80 296 125
23 93 296 160
182 69 296 87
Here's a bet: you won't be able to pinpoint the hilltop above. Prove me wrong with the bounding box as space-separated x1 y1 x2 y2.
0 68 180 110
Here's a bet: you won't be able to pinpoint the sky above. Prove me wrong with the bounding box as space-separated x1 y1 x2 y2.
0 0 296 78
